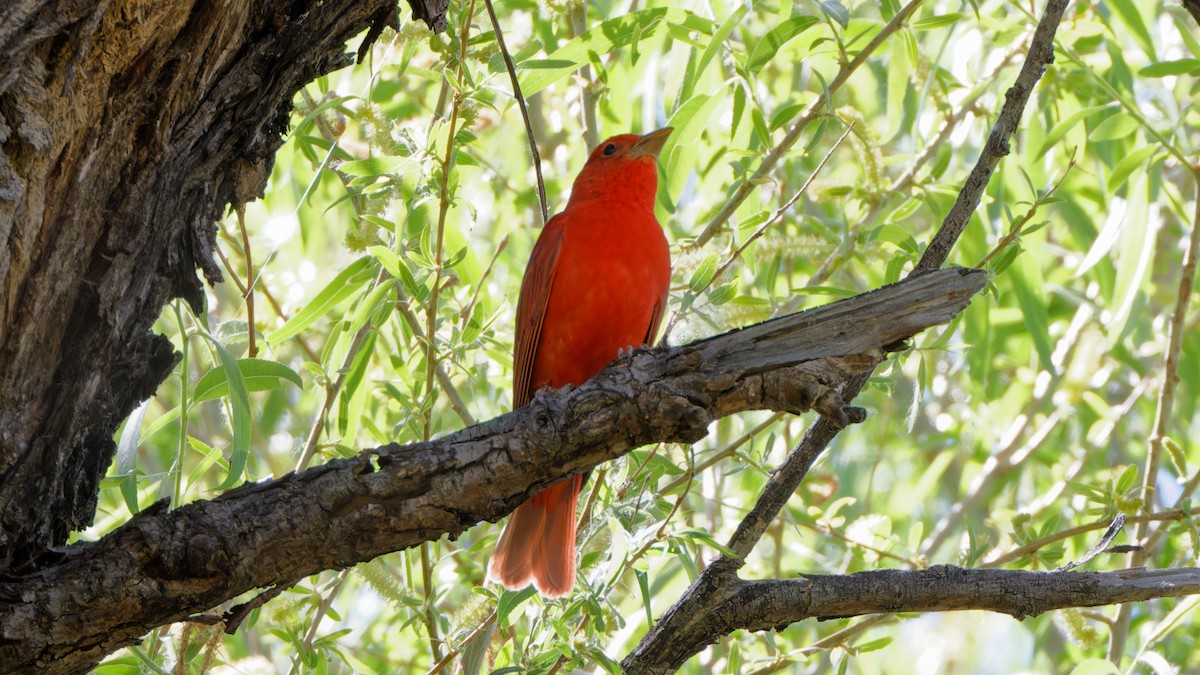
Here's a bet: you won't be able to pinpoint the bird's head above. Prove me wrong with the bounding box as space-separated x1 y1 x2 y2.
567 127 673 210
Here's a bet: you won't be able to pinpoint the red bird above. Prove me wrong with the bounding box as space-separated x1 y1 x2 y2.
487 129 674 597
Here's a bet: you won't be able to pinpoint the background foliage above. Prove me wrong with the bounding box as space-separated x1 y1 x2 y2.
90 0 1200 672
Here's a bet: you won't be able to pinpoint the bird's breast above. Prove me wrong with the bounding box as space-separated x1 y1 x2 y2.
532 205 670 390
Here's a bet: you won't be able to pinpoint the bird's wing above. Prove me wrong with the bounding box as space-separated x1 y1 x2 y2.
643 284 669 347
513 214 567 409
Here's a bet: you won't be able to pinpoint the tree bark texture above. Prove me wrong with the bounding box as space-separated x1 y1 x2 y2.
0 0 445 573
0 268 986 673
621 564 1200 674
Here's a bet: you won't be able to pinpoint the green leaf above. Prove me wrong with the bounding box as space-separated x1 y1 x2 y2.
682 4 749 101
1109 145 1161 192
1106 0 1155 60
1037 105 1108 157
338 156 417 177
138 404 182 447
746 16 820 71
910 13 963 30
1089 112 1140 142
115 399 151 514
520 9 696 96
345 278 397 342
203 336 253 491
661 93 723 201
688 254 719 292
187 436 228 488
769 102 805 131
868 224 919 255
497 587 538 628
367 245 404 279
1008 255 1055 376
636 569 653 627
709 282 737 305
731 84 747 139
818 0 849 27
267 256 376 345
1116 464 1138 495
192 358 304 403
519 59 577 70
1139 59 1200 77
855 636 894 653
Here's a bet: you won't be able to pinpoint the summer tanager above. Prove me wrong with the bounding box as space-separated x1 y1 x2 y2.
487 128 674 597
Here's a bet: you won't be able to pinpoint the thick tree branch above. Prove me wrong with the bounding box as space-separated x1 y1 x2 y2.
1184 0 1200 28
626 0 1071 669
0 269 985 674
622 565 1200 675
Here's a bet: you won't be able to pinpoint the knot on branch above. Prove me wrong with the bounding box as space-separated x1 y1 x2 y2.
709 352 882 424
144 517 229 581
648 394 712 444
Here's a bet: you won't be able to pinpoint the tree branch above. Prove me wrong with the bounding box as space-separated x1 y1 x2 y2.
0 269 985 674
625 0 1072 669
623 565 1200 675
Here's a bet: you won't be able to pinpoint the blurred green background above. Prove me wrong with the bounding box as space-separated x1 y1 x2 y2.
91 0 1200 672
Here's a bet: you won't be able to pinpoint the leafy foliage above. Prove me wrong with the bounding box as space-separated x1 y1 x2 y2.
92 0 1200 672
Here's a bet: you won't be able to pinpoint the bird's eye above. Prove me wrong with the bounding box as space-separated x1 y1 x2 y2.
602 143 618 156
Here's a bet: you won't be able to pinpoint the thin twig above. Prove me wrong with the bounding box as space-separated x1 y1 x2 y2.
294 267 387 472
235 206 257 357
913 0 1069 273
1111 173 1200 660
692 0 925 248
419 2 479 662
976 150 1077 268
983 511 1189 569
568 1 599 151
397 300 476 426
215 230 321 363
481 0 548 224
625 0 1070 666
661 122 854 340
659 414 785 495
460 234 507 329
801 40 1027 291
286 569 351 675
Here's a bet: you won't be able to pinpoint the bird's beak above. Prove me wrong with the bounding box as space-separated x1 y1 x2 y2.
630 127 673 159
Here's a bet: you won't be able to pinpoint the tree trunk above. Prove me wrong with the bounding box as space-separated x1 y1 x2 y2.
0 0 445 572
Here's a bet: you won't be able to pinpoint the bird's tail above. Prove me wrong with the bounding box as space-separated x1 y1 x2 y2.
487 475 582 598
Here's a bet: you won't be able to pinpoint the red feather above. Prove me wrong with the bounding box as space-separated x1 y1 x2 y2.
488 129 673 597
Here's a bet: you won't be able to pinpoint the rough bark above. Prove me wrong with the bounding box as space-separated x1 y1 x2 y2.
0 267 986 674
621 565 1200 674
0 0 444 573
